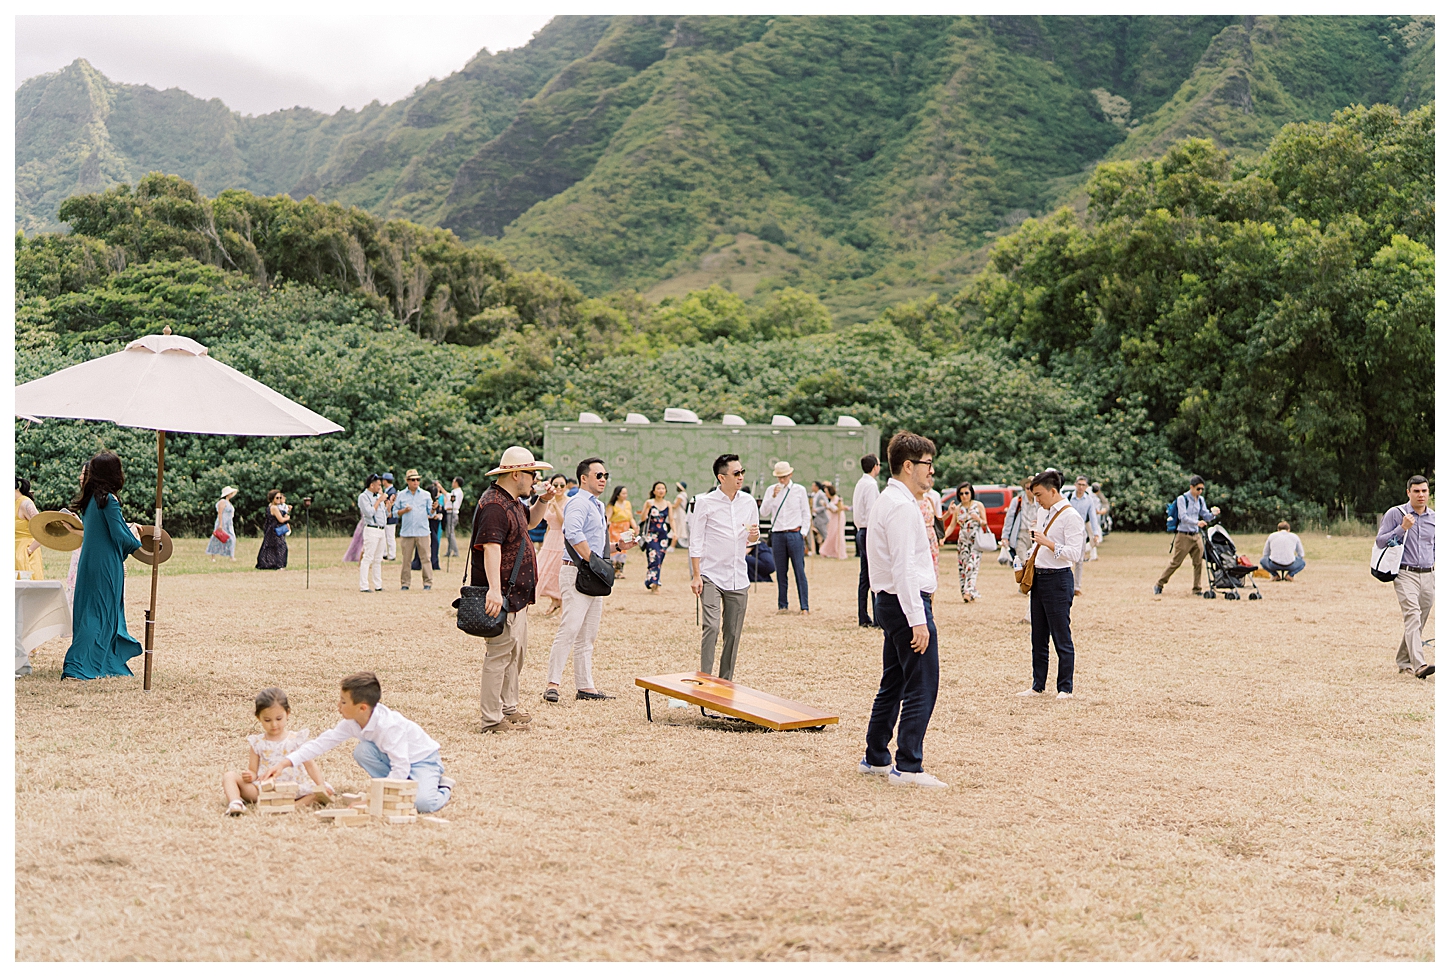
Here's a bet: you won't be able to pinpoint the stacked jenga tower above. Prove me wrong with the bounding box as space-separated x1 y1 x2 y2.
255 780 299 815
369 777 418 823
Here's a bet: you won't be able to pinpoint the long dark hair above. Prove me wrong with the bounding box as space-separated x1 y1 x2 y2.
16 477 34 501
956 482 976 504
650 481 667 500
608 485 627 507
72 451 125 511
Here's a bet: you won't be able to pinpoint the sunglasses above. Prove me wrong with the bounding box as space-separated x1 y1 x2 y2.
727 468 746 477
591 471 610 480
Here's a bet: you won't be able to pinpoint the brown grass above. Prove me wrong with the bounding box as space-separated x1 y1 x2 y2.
15 532 1434 960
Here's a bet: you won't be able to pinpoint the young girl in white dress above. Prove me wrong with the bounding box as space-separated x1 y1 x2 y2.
223 687 333 815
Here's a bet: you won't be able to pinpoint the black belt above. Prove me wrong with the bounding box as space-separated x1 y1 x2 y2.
364 523 387 530
1403 565 1434 573
1035 566 1071 574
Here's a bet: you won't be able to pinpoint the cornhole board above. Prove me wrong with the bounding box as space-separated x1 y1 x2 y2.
635 672 838 731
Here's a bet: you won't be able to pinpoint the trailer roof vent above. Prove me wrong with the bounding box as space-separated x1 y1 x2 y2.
721 414 747 426
624 412 650 424
836 415 862 427
663 407 701 424
771 414 796 426
579 412 604 423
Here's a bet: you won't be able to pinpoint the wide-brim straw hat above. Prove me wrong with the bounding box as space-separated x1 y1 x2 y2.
486 446 553 477
131 526 174 566
772 461 794 477
404 468 421 480
29 511 84 551
220 486 238 499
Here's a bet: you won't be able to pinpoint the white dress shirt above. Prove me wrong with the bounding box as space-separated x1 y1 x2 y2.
867 478 937 626
854 473 880 529
760 480 811 532
447 487 464 514
926 488 943 518
287 702 440 781
688 487 760 591
1032 498 1085 570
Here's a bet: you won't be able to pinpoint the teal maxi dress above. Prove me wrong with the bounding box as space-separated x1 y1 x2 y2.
62 494 143 680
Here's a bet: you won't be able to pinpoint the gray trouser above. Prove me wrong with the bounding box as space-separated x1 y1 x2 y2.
700 576 749 681
444 511 460 556
1393 569 1434 670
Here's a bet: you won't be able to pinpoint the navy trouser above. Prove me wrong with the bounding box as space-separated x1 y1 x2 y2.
772 529 810 610
1029 567 1075 693
856 526 874 626
865 591 940 773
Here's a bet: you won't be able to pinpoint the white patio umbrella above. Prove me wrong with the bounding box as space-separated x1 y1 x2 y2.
15 329 344 689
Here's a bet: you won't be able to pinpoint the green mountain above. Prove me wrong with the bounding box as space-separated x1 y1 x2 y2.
16 14 1432 320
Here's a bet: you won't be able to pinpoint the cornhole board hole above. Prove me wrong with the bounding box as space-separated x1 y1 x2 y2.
635 672 838 731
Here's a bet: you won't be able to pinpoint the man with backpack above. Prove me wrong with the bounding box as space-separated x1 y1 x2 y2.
1154 475 1218 596
1377 475 1435 679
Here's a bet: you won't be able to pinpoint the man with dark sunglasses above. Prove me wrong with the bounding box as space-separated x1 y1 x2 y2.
690 454 760 681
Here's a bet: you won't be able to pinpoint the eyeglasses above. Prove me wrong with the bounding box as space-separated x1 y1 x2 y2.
908 458 936 474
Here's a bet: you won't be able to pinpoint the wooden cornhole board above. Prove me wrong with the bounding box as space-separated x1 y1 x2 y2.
635 672 838 731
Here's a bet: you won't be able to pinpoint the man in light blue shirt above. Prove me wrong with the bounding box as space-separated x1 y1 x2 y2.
1155 475 1219 595
1066 476 1103 595
395 469 434 591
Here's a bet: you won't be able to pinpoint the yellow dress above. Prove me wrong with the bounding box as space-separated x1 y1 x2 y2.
607 500 634 565
15 495 44 579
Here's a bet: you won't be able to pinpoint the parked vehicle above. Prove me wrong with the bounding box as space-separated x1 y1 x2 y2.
941 484 1019 543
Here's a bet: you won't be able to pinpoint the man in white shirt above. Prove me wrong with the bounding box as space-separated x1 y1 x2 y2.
1260 521 1306 581
1066 475 1103 595
357 474 389 593
690 454 760 681
854 454 882 628
859 432 947 789
444 477 465 557
760 460 812 615
1016 469 1086 699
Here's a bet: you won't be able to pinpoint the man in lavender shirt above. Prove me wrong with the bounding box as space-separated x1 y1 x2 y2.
1377 474 1435 678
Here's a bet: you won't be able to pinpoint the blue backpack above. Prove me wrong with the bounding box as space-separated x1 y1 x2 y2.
1165 494 1184 533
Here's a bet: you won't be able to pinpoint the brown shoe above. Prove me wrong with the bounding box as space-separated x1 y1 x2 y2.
480 721 509 733
504 711 532 725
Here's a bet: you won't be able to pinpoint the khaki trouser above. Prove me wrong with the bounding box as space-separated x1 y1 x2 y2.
480 609 528 726
1157 532 1203 590
700 576 749 681
397 535 433 588
1393 569 1434 671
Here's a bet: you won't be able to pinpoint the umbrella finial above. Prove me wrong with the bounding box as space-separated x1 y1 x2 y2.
162 326 173 335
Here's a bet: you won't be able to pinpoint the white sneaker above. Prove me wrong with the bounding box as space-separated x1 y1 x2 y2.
1015 688 1043 697
857 758 891 776
888 768 948 788
439 776 456 790
1057 692 1073 700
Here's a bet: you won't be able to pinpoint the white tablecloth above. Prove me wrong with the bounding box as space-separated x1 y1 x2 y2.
15 580 71 676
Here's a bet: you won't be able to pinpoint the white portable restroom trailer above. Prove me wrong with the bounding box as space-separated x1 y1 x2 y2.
542 416 883 528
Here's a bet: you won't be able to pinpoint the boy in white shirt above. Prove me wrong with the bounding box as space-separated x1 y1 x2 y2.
261 671 454 812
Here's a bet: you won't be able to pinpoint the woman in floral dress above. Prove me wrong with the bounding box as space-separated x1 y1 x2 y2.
946 482 988 602
641 481 673 592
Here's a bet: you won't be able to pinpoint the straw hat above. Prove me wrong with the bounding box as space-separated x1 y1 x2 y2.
219 486 238 500
486 446 553 477
404 469 421 480
131 526 174 566
772 461 794 477
29 511 84 551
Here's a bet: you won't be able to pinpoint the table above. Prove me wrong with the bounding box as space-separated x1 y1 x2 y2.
634 671 839 731
15 580 71 676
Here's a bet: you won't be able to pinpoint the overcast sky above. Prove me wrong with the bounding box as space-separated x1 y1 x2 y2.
16 15 557 117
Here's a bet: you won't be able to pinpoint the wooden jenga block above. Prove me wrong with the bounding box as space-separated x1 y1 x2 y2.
386 815 417 824
420 816 450 828
316 808 369 827
369 777 413 817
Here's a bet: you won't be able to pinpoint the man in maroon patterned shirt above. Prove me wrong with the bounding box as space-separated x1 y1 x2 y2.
472 446 558 732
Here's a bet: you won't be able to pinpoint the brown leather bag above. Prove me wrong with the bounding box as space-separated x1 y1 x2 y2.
1015 505 1066 594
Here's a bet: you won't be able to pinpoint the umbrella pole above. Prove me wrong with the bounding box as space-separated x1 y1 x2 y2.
143 430 165 691
305 505 310 590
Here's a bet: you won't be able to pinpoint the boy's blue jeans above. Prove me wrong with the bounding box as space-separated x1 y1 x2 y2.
353 741 450 812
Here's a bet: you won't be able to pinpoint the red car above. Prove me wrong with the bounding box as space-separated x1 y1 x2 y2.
940 484 1019 543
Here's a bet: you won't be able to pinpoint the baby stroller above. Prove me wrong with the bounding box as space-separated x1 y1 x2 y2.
1200 524 1262 600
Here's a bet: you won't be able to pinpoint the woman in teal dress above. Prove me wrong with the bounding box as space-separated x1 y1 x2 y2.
62 452 144 680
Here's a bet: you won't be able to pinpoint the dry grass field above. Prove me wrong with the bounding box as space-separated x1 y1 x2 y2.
15 531 1434 961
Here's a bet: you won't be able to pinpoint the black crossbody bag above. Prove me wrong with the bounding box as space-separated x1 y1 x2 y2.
454 534 526 638
563 539 615 597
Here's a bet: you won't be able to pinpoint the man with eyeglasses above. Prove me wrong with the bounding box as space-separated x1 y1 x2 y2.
860 432 947 788
690 454 760 681
544 457 637 703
